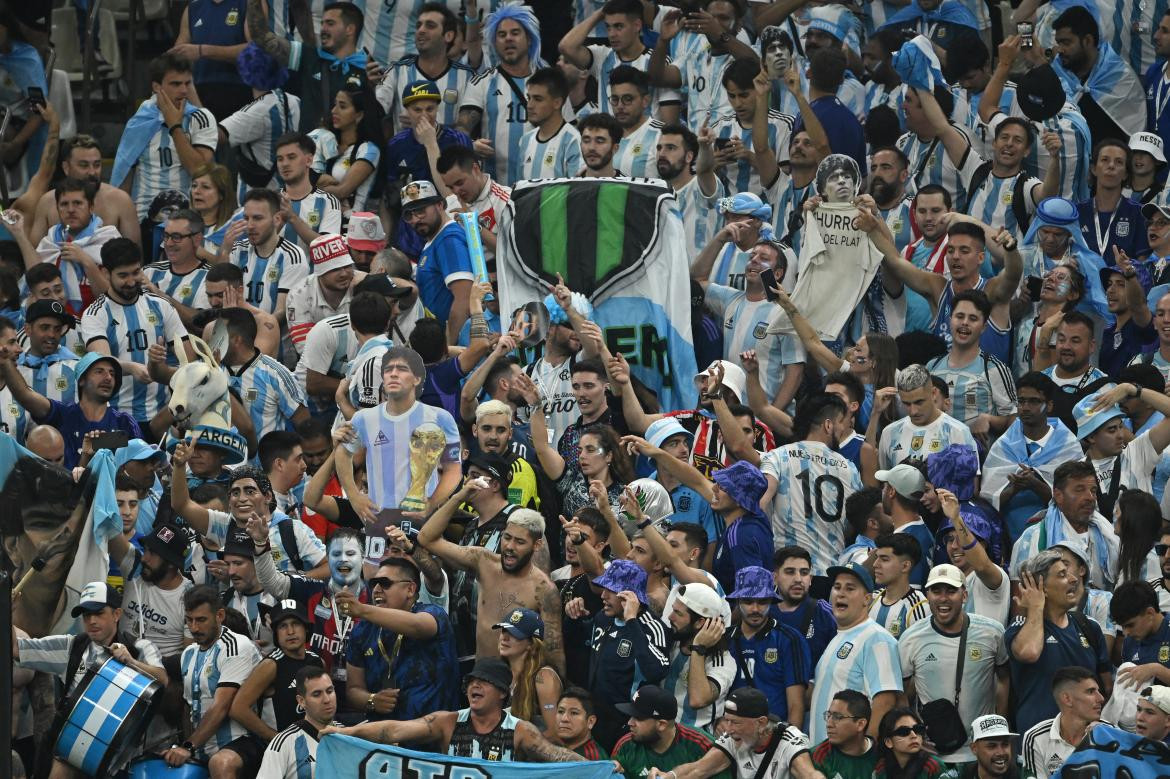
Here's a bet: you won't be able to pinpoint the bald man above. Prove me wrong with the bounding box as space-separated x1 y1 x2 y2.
26 425 65 467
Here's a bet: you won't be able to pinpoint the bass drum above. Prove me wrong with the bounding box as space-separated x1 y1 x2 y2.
53 656 163 776
128 757 210 778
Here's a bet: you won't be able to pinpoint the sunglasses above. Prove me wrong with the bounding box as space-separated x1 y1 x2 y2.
1157 543 1170 556
892 725 927 738
367 577 411 590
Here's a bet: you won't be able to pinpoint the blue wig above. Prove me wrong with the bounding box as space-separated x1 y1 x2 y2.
484 2 542 68
237 42 289 91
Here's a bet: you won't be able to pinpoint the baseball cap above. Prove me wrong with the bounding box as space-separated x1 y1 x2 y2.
493 607 544 640
346 212 387 251
401 79 441 105
724 687 770 719
675 583 726 619
401 180 443 212
114 439 166 469
309 234 355 276
25 299 72 328
1131 131 1167 164
970 714 1018 742
465 657 512 693
925 563 966 590
1015 64 1065 122
1141 686 1170 715
71 580 122 617
140 523 189 571
221 528 256 559
354 272 413 299
875 463 926 499
467 451 511 485
267 598 311 630
616 685 677 720
1072 387 1124 441
827 561 876 592
1143 190 1170 221
645 417 693 450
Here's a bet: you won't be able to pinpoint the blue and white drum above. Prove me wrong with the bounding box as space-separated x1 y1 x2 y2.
128 757 210 778
54 656 163 776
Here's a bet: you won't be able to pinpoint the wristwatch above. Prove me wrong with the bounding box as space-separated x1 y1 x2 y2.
366 693 376 716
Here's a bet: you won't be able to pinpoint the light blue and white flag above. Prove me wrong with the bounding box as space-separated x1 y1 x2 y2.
892 35 947 91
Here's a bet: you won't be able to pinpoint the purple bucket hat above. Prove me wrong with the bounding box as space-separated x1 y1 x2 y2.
926 444 980 501
712 460 767 517
727 566 780 600
592 559 650 606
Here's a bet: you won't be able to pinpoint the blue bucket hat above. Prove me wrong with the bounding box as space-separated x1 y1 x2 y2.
727 566 780 600
645 417 693 449
593 558 650 606
938 509 993 544
1073 387 1124 441
827 561 876 592
926 444 980 501
493 607 544 640
712 461 767 518
75 352 122 396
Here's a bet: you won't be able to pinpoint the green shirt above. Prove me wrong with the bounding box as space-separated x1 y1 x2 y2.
614 724 732 779
811 738 879 779
573 738 610 761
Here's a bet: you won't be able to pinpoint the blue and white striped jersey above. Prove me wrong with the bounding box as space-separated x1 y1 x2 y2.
180 628 261 756
130 107 218 220
673 175 725 262
295 312 356 416
80 292 189 419
203 209 245 258
144 260 211 309
462 66 539 185
343 400 461 512
869 587 930 639
515 122 583 182
760 440 864 576
377 55 476 128
348 0 462 67
229 237 309 315
221 90 302 202
1107 0 1168 74
926 351 1018 424
205 508 326 573
312 132 381 216
226 351 308 440
574 0 607 36
614 119 664 179
708 243 752 291
586 44 682 119
346 334 394 410
704 285 806 399
17 347 78 403
673 39 734 130
878 411 980 470
866 81 906 123
710 110 794 196
898 124 972 211
665 645 736 730
257 719 340 779
0 385 28 442
766 167 814 257
986 105 1092 203
957 150 1041 241
881 196 915 251
809 619 903 745
280 188 342 256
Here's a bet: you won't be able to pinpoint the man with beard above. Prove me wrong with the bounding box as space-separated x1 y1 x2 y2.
898 563 1009 765
608 67 664 179
1020 667 1106 778
81 238 194 421
419 483 564 672
251 523 368 714
863 30 904 119
400 180 472 341
257 667 342 779
458 337 531 453
285 234 366 352
218 529 277 647
165 585 261 768
615 686 730 778
111 522 194 662
1006 549 1113 734
1150 527 1170 612
217 600 324 777
16 299 78 403
962 715 1032 779
556 358 626 474
725 566 811 723
662 583 736 731
0 351 140 468
654 123 724 261
578 113 623 178
869 147 914 250
1037 312 1110 428
875 365 979 471
275 133 342 257
144 208 211 329
229 188 309 323
30 134 140 244
897 186 954 332
20 179 121 316
470 400 539 508
554 510 611 688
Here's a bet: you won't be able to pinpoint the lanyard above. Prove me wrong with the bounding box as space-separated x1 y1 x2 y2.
378 631 405 687
1092 204 1118 254
1156 67 1170 123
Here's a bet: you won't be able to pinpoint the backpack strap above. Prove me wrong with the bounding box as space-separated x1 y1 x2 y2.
275 519 305 572
1011 173 1031 233
63 633 90 697
963 160 994 208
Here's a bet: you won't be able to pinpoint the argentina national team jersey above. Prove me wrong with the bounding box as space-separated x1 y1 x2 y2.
346 334 394 409
515 122 583 182
0 385 28 442
926 351 1018 424
131 107 218 220
17 347 78 403
704 285 805 398
344 400 461 511
760 440 863 576
180 628 261 757
144 260 211 309
898 125 971 211
351 0 462 66
614 120 663 180
666 646 736 730
878 411 979 470
998 106 1092 204
809 620 902 745
587 44 681 118
312 132 382 216
673 175 725 261
710 111 794 196
281 189 342 255
80 292 189 419
378 55 475 127
881 197 914 250
868 587 929 638
258 719 339 779
221 90 302 202
295 312 355 415
229 237 309 314
1109 0 1167 74
227 351 308 440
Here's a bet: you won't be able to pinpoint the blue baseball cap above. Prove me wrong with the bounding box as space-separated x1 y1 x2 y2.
493 607 544 640
727 566 780 600
402 79 441 105
75 352 122 395
114 439 166 469
1073 387 1124 441
645 417 693 450
827 561 876 592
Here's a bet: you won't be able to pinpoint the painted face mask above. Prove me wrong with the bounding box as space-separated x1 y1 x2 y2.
329 535 363 587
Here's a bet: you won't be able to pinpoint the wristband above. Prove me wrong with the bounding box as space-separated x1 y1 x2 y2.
636 518 652 530
692 645 709 656
254 540 271 554
962 538 979 551
168 123 183 134
1131 383 1141 398
181 741 195 752
463 14 479 23
366 693 376 715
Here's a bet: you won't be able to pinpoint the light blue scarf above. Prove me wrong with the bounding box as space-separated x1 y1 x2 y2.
317 47 366 74
1040 501 1115 588
111 96 200 188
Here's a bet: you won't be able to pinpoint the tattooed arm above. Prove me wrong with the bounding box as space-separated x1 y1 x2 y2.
515 720 586 762
537 577 565 675
323 710 454 746
247 0 290 63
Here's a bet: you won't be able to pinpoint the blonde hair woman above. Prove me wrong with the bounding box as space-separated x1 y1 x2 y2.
494 607 562 734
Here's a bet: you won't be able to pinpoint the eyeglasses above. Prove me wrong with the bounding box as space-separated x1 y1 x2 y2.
367 577 412 590
1157 543 1170 556
822 712 860 722
607 94 639 106
891 724 927 738
162 231 199 243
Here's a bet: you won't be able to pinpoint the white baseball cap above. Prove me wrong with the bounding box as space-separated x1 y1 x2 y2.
925 563 966 590
676 582 726 619
1142 686 1170 714
1130 131 1167 164
971 714 1018 742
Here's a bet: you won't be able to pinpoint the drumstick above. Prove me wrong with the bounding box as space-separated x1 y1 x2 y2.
10 556 46 600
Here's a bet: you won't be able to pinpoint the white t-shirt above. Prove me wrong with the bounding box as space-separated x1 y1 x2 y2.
714 725 811 779
966 565 1011 627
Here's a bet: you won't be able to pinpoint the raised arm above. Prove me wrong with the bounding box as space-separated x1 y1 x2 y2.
416 481 493 572
246 0 290 63
459 334 516 421
0 355 50 418
979 36 1019 125
983 224 1024 304
774 286 845 374
607 353 662 434
740 349 793 438
1116 250 1152 327
648 12 683 88
1092 382 1170 454
513 374 567 480
622 435 715 503
938 488 1003 592
916 87 969 168
857 203 946 302
169 441 212 535
559 9 602 69
626 489 708 585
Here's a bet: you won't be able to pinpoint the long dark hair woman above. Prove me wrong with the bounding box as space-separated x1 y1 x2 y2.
1115 488 1163 584
873 708 954 779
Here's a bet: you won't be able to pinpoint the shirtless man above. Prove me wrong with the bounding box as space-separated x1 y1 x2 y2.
418 487 565 674
30 135 141 245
